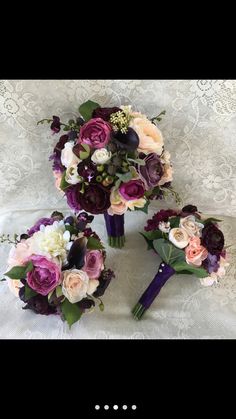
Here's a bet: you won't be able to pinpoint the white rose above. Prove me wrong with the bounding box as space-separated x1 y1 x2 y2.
62 269 95 303
91 148 112 165
180 215 204 237
65 164 83 185
169 228 190 249
61 142 80 168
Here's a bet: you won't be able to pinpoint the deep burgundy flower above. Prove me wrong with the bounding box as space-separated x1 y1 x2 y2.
23 294 57 315
93 269 115 297
145 209 180 231
201 222 224 255
68 131 78 141
49 152 65 172
50 116 61 133
79 184 111 214
28 217 54 236
54 134 69 156
77 160 97 182
78 298 95 310
65 186 82 212
92 107 121 121
76 212 94 231
139 153 164 189
113 127 139 151
182 205 198 213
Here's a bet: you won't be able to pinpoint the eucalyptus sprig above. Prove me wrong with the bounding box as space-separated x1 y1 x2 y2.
150 110 166 124
160 186 182 206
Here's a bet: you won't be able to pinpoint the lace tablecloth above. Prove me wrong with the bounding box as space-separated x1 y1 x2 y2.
0 80 236 338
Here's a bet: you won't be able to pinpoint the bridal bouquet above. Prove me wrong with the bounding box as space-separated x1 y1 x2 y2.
132 205 229 319
38 100 179 248
2 211 115 327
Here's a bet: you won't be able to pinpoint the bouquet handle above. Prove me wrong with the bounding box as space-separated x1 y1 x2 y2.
104 211 125 248
132 262 175 320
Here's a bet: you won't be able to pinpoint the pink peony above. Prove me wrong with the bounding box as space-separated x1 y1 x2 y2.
119 180 145 201
78 117 112 149
26 255 61 295
82 250 104 279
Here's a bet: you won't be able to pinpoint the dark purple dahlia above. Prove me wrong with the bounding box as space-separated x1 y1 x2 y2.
201 222 224 255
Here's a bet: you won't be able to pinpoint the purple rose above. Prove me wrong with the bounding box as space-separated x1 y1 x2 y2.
92 107 121 121
139 153 164 189
201 222 225 255
79 184 110 214
28 218 54 236
78 118 112 149
65 186 82 212
119 180 145 201
50 116 61 133
26 256 61 296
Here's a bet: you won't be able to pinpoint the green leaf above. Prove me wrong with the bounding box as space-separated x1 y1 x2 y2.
116 171 133 183
24 284 37 300
65 225 78 235
79 100 101 121
140 233 154 250
169 216 180 229
202 217 222 225
135 200 150 214
172 261 208 278
141 230 163 241
51 211 64 219
128 158 146 166
4 261 33 280
61 299 83 328
79 151 90 160
60 171 71 191
87 236 104 250
81 143 90 153
56 286 63 298
153 239 185 267
99 302 104 312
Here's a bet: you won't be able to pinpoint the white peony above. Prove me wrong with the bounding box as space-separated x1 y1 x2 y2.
31 221 72 264
61 142 80 168
65 164 83 185
91 148 112 165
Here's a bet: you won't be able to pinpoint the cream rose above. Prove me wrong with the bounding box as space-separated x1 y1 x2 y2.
169 228 190 249
180 215 204 237
91 148 112 165
65 164 83 185
61 142 80 168
62 269 92 303
129 116 164 155
127 198 147 211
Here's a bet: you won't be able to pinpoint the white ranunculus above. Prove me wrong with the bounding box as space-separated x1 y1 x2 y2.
91 148 111 165
158 221 171 233
169 228 190 249
65 164 83 185
62 269 90 303
61 142 80 168
180 215 204 237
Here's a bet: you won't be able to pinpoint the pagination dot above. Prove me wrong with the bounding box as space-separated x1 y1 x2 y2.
104 405 109 410
122 405 128 410
113 405 118 410
132 405 137 410
95 405 100 410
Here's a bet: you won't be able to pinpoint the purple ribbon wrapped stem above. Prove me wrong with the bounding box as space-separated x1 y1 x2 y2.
132 262 175 320
104 212 125 248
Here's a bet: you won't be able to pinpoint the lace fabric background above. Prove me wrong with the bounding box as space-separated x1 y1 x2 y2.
0 79 236 338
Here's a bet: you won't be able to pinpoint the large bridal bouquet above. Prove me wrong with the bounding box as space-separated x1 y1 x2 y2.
132 205 229 319
38 100 179 248
2 211 115 327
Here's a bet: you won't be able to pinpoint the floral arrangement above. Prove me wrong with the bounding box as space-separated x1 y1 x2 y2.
2 211 115 327
132 205 229 319
38 100 179 248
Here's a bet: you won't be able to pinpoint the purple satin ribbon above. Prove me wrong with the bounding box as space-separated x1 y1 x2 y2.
139 262 175 309
104 212 125 237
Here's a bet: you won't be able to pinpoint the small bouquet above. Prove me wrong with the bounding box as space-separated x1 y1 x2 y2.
132 205 229 320
38 100 179 248
2 211 115 327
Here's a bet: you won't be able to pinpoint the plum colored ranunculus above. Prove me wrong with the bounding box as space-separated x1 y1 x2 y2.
139 153 164 189
92 107 121 121
201 222 225 255
28 218 54 236
79 184 111 214
65 186 82 212
51 116 61 133
119 180 145 201
26 255 61 296
83 250 104 279
78 118 112 149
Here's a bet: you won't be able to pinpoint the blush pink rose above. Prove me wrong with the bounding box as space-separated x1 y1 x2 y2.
82 250 104 279
185 237 208 267
7 240 34 267
53 170 63 190
78 117 112 149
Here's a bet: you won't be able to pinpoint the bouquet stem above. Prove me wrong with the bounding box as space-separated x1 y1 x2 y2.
104 212 125 249
132 262 175 320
